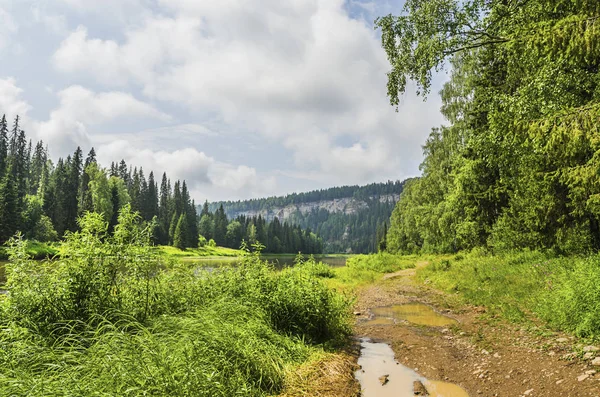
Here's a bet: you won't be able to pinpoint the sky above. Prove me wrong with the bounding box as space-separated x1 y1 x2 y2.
0 0 447 202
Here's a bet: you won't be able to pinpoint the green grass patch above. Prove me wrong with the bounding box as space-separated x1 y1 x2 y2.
0 241 58 260
0 209 352 396
156 244 243 258
328 253 417 290
418 250 600 338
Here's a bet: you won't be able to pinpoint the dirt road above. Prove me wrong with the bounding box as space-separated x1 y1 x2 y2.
351 264 600 396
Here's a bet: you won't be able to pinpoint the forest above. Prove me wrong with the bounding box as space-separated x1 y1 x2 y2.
0 115 200 249
380 0 600 255
210 180 405 253
0 115 320 253
198 202 323 254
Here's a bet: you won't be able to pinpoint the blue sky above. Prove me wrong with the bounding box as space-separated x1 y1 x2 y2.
0 0 446 201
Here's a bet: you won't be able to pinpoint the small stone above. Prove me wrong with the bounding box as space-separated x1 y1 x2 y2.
583 352 594 360
585 370 596 375
524 389 534 395
591 357 600 366
413 380 428 395
482 349 490 355
556 338 569 343
577 374 589 382
441 328 449 334
555 379 564 385
493 352 501 358
583 346 599 352
353 311 361 316
548 351 556 356
379 374 389 386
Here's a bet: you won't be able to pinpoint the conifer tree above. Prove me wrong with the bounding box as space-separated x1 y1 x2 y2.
158 173 171 245
0 115 8 177
65 147 82 232
173 213 188 250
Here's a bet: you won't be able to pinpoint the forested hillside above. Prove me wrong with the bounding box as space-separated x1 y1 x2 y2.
209 181 406 253
379 0 600 254
198 202 323 254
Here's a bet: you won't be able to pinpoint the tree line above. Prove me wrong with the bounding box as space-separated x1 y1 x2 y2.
0 114 199 248
379 0 600 254
210 180 404 214
210 181 405 253
288 198 396 254
198 202 323 254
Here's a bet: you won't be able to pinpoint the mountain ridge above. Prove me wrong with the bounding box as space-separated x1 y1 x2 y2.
206 180 408 253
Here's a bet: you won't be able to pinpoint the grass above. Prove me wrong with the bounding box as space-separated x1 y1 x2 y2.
326 252 417 291
156 244 244 258
417 250 600 339
0 241 58 260
0 210 353 396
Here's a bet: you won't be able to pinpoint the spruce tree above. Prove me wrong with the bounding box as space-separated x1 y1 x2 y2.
158 173 171 245
0 115 8 177
65 147 82 232
173 213 188 250
168 212 178 245
0 164 19 242
79 148 96 215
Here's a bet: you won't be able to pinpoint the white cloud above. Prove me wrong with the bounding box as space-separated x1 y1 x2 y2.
53 27 126 85
51 0 443 188
0 77 31 117
96 141 274 201
33 86 171 157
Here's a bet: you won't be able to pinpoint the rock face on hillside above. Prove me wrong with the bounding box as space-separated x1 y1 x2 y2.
228 194 400 222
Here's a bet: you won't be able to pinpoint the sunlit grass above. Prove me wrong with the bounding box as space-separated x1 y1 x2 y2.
156 244 243 257
418 250 600 338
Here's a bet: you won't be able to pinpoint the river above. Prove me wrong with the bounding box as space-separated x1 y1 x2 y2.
0 255 347 285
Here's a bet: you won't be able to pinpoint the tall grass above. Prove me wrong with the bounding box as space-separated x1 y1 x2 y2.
0 207 351 396
328 253 417 290
419 250 600 338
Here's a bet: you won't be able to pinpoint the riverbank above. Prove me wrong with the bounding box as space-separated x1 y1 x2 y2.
304 252 600 396
0 212 353 396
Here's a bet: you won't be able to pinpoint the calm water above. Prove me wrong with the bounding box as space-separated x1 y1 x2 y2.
356 339 469 397
180 255 347 269
0 256 347 285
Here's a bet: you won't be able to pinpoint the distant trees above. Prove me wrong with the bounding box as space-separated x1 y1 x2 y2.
0 115 199 249
209 182 405 253
196 206 323 254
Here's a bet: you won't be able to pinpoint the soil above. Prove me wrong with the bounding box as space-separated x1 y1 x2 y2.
350 264 600 396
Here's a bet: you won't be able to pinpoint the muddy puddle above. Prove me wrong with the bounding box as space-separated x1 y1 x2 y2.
355 339 469 397
366 303 457 327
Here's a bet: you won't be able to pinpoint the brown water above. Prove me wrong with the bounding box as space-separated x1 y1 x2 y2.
355 339 469 397
366 303 458 327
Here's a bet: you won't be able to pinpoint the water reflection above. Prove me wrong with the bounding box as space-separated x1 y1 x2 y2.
356 339 469 397
366 303 458 327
